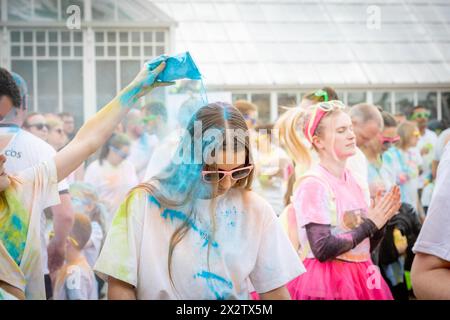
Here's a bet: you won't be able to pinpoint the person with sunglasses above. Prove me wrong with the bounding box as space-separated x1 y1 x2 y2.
0 58 172 300
361 111 399 201
22 112 49 141
279 100 401 300
84 133 138 230
44 114 68 152
95 102 305 300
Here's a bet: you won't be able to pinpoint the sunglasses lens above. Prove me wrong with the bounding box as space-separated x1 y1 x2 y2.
231 168 251 180
203 172 225 183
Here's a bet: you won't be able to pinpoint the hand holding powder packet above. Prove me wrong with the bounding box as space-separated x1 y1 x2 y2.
146 52 202 83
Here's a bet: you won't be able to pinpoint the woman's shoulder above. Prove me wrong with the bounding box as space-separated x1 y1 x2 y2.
228 188 276 217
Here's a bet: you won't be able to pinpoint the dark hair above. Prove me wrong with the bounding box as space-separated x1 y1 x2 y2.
144 101 168 123
304 87 339 102
58 112 74 119
381 111 397 128
0 68 21 109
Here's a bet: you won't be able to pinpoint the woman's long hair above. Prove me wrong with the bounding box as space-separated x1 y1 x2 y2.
126 102 254 293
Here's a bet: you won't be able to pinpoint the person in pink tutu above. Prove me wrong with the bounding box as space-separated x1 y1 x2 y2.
280 100 401 300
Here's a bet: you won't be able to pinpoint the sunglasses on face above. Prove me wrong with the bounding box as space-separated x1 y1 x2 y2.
110 146 129 159
202 165 254 183
142 114 158 124
28 123 48 131
379 135 400 146
243 114 257 125
52 128 64 135
411 111 430 120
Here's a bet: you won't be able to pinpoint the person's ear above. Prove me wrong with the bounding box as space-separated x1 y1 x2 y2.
311 135 325 150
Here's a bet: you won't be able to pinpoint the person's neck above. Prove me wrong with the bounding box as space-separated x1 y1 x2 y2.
319 154 346 179
66 248 83 264
419 127 426 136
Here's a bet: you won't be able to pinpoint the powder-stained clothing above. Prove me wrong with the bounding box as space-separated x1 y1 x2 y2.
3 126 68 275
95 188 305 299
0 161 59 300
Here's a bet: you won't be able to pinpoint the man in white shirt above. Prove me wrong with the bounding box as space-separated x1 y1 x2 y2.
347 103 384 206
0 69 75 299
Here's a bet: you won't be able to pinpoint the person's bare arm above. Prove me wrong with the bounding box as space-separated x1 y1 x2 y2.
431 160 438 181
411 253 450 300
54 62 170 182
108 276 137 300
259 286 291 300
47 193 75 273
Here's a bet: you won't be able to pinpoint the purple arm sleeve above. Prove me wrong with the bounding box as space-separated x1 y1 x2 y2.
305 219 379 262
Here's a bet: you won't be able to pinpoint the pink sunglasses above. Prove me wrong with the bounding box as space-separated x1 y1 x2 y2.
202 165 254 183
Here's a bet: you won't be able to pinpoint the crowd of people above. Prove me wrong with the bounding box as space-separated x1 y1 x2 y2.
0 58 449 300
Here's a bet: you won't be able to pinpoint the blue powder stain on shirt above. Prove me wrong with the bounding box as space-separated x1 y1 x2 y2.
148 195 161 209
161 208 218 248
194 271 233 300
11 215 23 231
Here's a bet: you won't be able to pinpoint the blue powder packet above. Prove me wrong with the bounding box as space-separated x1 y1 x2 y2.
146 52 202 82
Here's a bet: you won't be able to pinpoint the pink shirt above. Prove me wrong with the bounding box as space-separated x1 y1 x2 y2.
293 165 371 262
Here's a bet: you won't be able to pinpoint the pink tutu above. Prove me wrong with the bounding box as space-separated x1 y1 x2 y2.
287 258 393 300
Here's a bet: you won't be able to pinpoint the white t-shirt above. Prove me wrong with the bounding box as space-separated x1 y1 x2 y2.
53 258 98 300
415 128 438 188
2 125 68 274
84 159 139 229
0 161 60 300
413 145 450 261
346 147 371 206
434 128 450 162
127 132 159 181
95 188 305 299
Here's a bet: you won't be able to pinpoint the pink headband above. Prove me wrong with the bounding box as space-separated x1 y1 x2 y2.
303 107 328 143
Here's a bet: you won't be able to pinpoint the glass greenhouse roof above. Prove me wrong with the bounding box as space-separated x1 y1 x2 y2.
151 0 450 87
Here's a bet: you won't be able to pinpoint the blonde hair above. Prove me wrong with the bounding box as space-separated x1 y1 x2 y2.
397 121 418 150
276 102 346 188
44 114 63 131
